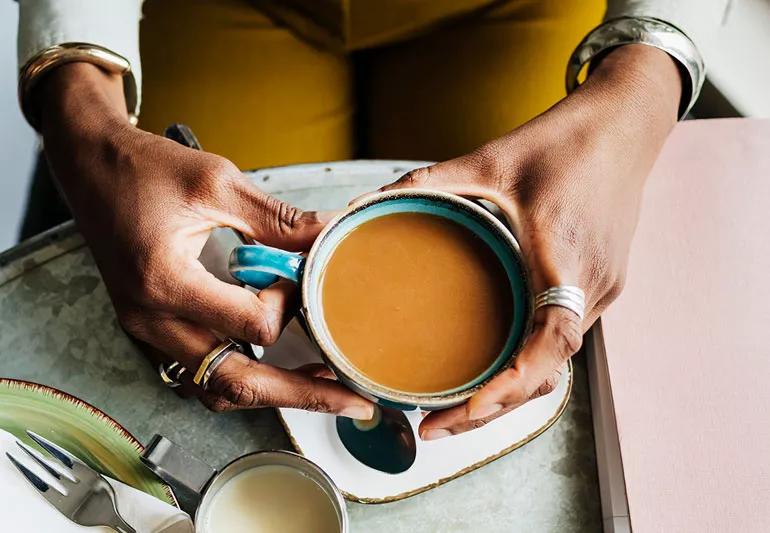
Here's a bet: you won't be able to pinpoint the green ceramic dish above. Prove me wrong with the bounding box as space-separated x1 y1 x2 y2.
0 378 176 506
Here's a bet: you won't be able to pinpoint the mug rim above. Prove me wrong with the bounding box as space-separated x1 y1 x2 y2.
195 449 348 533
301 188 534 409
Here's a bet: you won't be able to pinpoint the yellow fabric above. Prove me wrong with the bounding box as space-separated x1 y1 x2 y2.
139 0 604 169
257 0 499 51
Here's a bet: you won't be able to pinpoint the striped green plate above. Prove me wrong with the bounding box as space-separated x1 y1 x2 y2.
0 378 176 506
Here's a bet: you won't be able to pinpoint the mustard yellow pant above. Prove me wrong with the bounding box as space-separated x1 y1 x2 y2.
138 0 604 170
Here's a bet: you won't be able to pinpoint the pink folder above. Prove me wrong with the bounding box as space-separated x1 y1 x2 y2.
587 118 770 532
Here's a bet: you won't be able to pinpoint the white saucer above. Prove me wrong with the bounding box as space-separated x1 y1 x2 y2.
262 321 571 503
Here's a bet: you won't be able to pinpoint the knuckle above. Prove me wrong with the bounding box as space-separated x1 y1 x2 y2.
241 313 280 346
261 196 306 237
470 144 506 180
604 274 626 304
190 157 239 203
199 156 239 184
588 246 611 283
499 369 530 406
400 166 432 187
470 418 490 430
298 391 333 414
533 372 560 398
550 315 583 360
201 395 232 413
222 379 257 407
276 201 305 235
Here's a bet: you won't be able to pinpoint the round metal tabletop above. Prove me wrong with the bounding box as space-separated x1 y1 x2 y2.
0 160 600 532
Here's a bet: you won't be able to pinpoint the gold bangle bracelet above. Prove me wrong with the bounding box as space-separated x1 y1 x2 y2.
18 42 138 131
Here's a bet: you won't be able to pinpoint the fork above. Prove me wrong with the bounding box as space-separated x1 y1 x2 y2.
6 430 137 532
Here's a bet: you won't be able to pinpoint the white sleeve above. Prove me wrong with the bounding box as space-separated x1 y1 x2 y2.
606 0 731 57
17 0 144 113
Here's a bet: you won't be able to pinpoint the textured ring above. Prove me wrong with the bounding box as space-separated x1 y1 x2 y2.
158 361 186 388
193 338 240 389
534 285 586 321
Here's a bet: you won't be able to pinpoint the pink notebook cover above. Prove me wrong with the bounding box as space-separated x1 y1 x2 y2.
599 118 770 532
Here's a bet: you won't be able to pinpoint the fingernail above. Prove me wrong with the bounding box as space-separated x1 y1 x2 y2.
421 428 452 441
339 405 374 421
468 403 503 421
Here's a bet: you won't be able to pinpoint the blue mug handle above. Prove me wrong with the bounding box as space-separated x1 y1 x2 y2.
229 245 305 289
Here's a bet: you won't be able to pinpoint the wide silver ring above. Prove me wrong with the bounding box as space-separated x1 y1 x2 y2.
534 285 586 321
158 361 186 388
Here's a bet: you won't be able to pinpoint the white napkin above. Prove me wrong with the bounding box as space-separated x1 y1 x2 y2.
0 429 193 533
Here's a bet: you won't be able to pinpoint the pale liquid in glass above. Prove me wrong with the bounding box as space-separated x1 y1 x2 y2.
200 465 340 533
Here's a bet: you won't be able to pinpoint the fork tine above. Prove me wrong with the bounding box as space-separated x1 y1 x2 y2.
16 440 78 483
26 430 80 469
6 451 58 493
6 451 70 513
15 441 62 480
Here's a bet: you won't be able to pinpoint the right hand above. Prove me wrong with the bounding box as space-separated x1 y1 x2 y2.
35 63 373 420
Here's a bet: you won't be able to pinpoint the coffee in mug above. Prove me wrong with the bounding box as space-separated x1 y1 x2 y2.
320 211 513 393
229 189 532 410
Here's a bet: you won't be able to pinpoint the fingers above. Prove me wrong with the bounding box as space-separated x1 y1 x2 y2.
295 363 337 379
418 305 582 440
468 306 580 413
228 179 335 251
378 160 476 195
374 159 516 223
132 314 373 419
125 314 221 398
201 354 374 419
164 261 298 346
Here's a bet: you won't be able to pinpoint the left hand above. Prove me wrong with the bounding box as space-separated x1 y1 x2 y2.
379 44 683 440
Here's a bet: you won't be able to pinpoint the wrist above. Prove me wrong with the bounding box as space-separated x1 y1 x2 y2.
38 62 130 143
38 63 139 211
580 44 682 128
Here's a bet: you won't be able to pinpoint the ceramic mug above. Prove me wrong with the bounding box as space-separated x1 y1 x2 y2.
229 189 533 410
141 435 348 532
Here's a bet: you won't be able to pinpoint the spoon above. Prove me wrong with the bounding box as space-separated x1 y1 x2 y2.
335 406 417 474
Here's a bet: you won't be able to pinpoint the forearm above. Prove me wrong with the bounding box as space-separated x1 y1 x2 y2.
555 44 681 189
37 63 134 218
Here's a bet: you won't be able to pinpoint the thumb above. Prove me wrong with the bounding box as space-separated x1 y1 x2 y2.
377 158 489 198
466 306 582 419
231 181 335 251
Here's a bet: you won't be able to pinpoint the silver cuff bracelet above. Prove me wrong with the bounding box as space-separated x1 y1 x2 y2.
18 42 138 131
566 16 705 119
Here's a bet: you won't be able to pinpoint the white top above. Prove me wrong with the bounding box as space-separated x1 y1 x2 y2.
17 0 731 117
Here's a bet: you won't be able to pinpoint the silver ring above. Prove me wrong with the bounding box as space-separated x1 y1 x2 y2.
159 361 186 388
534 285 586 320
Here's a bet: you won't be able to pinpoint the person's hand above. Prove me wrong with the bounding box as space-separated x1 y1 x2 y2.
35 63 373 420
379 44 682 439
